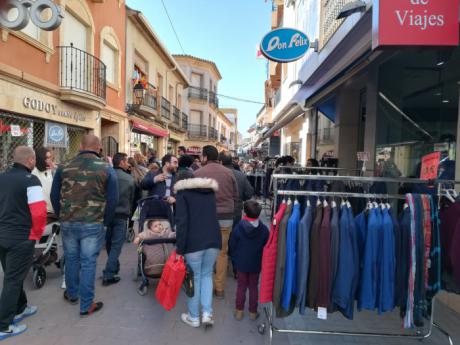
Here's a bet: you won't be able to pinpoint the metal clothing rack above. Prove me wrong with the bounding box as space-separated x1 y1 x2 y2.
259 173 460 345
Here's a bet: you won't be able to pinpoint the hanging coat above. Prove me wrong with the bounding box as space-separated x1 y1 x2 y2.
317 205 332 309
281 203 301 311
274 203 292 317
330 205 340 290
295 204 313 315
307 205 323 309
378 208 395 314
260 202 287 304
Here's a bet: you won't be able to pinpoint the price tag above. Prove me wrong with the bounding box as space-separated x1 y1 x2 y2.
10 125 21 137
317 307 327 320
421 152 441 180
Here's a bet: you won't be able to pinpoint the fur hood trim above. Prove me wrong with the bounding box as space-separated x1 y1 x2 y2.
174 177 218 193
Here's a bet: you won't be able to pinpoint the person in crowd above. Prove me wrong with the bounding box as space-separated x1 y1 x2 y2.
51 135 118 317
141 154 178 204
102 153 135 286
0 146 47 340
147 149 158 165
232 157 241 171
32 147 56 214
134 152 149 169
175 176 221 327
178 146 187 156
194 146 238 299
133 219 175 245
128 156 149 216
191 157 201 171
176 155 194 182
228 200 269 321
148 162 160 173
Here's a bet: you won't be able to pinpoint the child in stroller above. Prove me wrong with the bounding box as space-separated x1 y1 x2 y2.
133 196 176 296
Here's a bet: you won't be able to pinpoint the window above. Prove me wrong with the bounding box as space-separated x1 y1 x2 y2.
7 8 40 40
102 43 116 84
169 85 174 102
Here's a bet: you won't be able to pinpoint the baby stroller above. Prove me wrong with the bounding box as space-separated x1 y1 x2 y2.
32 216 63 289
132 196 176 296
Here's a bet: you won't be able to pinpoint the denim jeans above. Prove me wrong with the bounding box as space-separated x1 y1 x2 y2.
61 222 104 313
103 218 127 280
185 248 219 319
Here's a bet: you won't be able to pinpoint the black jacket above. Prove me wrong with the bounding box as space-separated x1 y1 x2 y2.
141 169 176 198
229 219 269 273
0 163 47 242
174 178 221 255
114 167 135 218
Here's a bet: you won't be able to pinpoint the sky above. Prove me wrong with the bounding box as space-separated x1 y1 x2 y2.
125 0 272 137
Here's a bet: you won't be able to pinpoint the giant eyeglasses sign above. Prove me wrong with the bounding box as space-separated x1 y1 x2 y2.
0 0 63 31
260 28 310 63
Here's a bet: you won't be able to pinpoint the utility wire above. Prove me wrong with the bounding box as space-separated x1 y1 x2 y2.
160 0 186 54
217 93 266 105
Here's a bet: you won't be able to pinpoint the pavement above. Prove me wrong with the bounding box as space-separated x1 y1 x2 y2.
0 232 459 345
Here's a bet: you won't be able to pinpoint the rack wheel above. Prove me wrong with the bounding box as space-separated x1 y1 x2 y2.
32 266 46 289
137 284 148 296
258 323 266 335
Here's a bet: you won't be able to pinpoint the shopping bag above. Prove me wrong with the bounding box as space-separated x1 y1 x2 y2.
155 251 186 311
182 263 194 298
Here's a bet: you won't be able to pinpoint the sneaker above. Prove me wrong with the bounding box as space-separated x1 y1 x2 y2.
61 279 66 290
201 312 214 326
0 324 27 340
181 313 200 328
214 290 224 300
234 309 244 321
249 312 260 321
13 306 37 324
102 276 121 287
80 302 103 318
63 291 78 305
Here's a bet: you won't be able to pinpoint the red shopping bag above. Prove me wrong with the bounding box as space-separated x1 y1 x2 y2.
155 251 186 311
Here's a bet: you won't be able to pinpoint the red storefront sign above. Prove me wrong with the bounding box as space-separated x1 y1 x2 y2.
372 0 460 49
420 151 441 180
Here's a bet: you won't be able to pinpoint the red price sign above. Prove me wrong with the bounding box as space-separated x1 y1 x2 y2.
420 152 441 180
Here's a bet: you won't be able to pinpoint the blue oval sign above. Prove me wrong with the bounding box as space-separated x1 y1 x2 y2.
260 28 310 63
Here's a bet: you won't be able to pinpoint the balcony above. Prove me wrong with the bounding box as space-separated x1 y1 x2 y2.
129 83 158 118
209 127 218 140
172 106 180 126
220 134 227 143
182 112 188 131
161 97 171 120
209 91 219 108
188 124 208 138
58 44 107 110
189 86 208 101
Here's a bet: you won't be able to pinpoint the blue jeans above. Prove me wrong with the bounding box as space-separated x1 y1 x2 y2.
184 248 219 319
61 222 104 313
103 218 127 280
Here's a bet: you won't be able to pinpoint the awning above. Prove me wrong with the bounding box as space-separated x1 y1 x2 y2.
131 120 168 137
317 95 337 123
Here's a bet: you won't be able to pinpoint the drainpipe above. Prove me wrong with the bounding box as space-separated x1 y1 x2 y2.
165 65 177 154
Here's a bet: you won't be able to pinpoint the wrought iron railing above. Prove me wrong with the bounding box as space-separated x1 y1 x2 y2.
135 83 157 110
172 106 180 126
189 86 208 101
188 124 207 138
161 97 171 120
209 127 218 140
220 134 227 143
182 112 188 130
58 44 106 100
209 91 219 108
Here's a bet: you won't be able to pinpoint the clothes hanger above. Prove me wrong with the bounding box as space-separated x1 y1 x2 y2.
294 195 299 205
307 199 311 207
323 198 328 207
444 190 455 203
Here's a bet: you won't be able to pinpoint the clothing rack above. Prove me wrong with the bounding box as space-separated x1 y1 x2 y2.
259 173 460 345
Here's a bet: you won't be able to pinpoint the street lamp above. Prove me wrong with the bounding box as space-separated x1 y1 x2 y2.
336 0 367 20
133 82 145 105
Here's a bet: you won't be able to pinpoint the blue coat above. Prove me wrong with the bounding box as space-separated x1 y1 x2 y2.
228 220 269 273
281 203 301 310
379 208 395 314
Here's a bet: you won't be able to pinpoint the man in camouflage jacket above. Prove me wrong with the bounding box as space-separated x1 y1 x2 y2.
51 135 118 318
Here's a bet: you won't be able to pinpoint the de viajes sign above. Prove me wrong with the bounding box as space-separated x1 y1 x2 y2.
260 28 310 63
0 0 63 31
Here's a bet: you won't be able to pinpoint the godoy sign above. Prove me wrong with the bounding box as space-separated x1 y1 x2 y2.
373 0 460 48
260 28 310 63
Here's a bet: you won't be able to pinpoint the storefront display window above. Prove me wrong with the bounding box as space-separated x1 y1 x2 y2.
376 48 460 177
130 131 158 156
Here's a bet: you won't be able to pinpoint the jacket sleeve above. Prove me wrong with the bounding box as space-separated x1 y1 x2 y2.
228 225 240 258
231 173 238 205
140 171 156 191
104 167 119 226
242 175 254 201
50 167 62 216
174 192 188 255
27 176 47 240
262 224 270 246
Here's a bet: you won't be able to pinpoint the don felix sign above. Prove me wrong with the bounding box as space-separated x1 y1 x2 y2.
260 28 310 63
373 0 460 49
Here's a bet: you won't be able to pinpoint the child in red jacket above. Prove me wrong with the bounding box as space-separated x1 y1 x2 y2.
229 200 269 321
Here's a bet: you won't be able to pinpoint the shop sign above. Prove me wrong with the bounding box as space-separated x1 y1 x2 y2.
45 121 67 148
186 146 201 155
373 0 460 49
23 97 87 123
260 28 310 63
420 151 441 180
